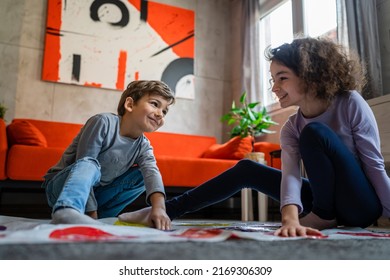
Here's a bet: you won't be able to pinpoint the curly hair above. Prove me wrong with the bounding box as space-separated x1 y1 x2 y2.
265 37 366 104
117 80 175 116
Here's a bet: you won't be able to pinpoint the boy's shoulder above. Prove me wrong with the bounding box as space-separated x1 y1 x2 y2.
82 113 120 133
87 113 118 124
92 112 118 120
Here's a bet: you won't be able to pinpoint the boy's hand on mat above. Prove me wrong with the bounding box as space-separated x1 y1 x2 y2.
149 192 171 230
274 222 323 237
150 207 171 231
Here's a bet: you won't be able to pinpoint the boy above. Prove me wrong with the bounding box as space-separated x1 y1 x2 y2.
42 80 175 230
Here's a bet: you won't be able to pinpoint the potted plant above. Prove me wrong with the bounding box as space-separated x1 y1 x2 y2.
221 92 278 221
220 91 278 152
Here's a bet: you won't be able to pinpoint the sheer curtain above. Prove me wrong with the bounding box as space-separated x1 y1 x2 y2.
336 0 383 99
241 0 261 103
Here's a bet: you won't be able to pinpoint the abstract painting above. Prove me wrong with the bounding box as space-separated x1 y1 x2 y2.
42 0 195 99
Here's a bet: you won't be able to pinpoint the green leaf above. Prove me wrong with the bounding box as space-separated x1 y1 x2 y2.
247 109 256 121
248 102 260 109
227 119 236 125
220 114 231 121
239 92 247 104
261 128 276 134
220 91 278 138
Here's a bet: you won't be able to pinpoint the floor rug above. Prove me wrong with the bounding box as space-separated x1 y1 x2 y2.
1 215 389 244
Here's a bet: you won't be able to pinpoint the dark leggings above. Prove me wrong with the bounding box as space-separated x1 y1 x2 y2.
166 122 382 227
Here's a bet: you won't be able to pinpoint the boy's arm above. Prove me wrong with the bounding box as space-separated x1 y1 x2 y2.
149 192 171 230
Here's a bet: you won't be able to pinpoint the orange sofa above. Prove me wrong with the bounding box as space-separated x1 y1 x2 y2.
0 118 281 218
0 118 281 187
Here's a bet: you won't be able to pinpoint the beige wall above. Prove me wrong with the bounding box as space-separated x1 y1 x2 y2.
368 94 390 166
0 0 238 143
377 0 390 95
2 0 388 149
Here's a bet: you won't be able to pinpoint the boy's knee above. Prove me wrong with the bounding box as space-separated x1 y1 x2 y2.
74 157 101 183
76 157 101 170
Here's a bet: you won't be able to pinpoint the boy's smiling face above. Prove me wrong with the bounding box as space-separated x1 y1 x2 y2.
121 94 171 138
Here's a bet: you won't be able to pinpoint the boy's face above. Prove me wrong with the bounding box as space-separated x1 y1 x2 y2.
123 94 171 136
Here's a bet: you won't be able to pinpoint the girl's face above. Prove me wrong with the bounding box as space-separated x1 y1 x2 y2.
270 61 306 109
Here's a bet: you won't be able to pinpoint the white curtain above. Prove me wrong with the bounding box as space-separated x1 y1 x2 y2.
241 0 261 103
336 0 383 99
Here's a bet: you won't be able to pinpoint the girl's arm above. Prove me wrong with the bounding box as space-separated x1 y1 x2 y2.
275 204 322 237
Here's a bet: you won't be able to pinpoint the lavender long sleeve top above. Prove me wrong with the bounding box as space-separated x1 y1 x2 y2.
280 91 390 217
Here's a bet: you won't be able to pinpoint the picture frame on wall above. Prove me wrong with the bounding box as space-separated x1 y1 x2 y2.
42 0 195 99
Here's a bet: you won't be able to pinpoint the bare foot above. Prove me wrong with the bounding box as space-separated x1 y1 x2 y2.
86 210 98 219
300 212 337 230
51 208 103 225
118 207 153 227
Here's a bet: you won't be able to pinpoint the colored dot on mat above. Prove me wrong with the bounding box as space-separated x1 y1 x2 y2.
0 225 6 231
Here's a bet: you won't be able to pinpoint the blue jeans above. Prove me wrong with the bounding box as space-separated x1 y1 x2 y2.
166 122 382 227
44 157 145 218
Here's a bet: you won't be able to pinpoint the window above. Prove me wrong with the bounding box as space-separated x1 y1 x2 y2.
304 0 337 39
259 1 293 107
259 0 337 107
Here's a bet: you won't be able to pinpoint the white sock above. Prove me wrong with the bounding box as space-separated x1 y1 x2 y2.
51 208 103 225
299 212 337 230
118 207 153 227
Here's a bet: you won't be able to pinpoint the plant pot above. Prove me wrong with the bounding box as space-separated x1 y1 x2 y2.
242 151 268 222
244 152 266 164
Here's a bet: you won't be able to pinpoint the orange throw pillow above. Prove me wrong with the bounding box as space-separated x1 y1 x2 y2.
202 136 252 160
7 120 48 147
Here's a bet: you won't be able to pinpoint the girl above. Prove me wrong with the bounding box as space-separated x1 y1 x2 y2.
120 37 390 237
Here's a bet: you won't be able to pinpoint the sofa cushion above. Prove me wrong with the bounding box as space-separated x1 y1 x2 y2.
155 155 238 187
13 119 83 148
202 136 253 160
7 120 48 147
145 131 217 158
6 146 65 181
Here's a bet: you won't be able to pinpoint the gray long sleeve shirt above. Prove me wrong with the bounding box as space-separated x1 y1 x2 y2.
44 113 165 205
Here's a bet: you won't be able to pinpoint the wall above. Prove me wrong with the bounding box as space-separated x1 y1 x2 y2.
263 0 390 146
367 94 390 167
3 1 388 148
0 0 236 142
377 0 390 95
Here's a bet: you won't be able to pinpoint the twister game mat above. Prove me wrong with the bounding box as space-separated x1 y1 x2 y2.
0 215 389 244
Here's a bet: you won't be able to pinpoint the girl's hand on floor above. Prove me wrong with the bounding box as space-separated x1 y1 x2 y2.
274 224 323 237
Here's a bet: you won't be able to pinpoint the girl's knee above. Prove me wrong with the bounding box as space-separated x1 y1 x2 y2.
235 158 261 170
301 122 327 137
299 122 334 148
301 122 339 140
